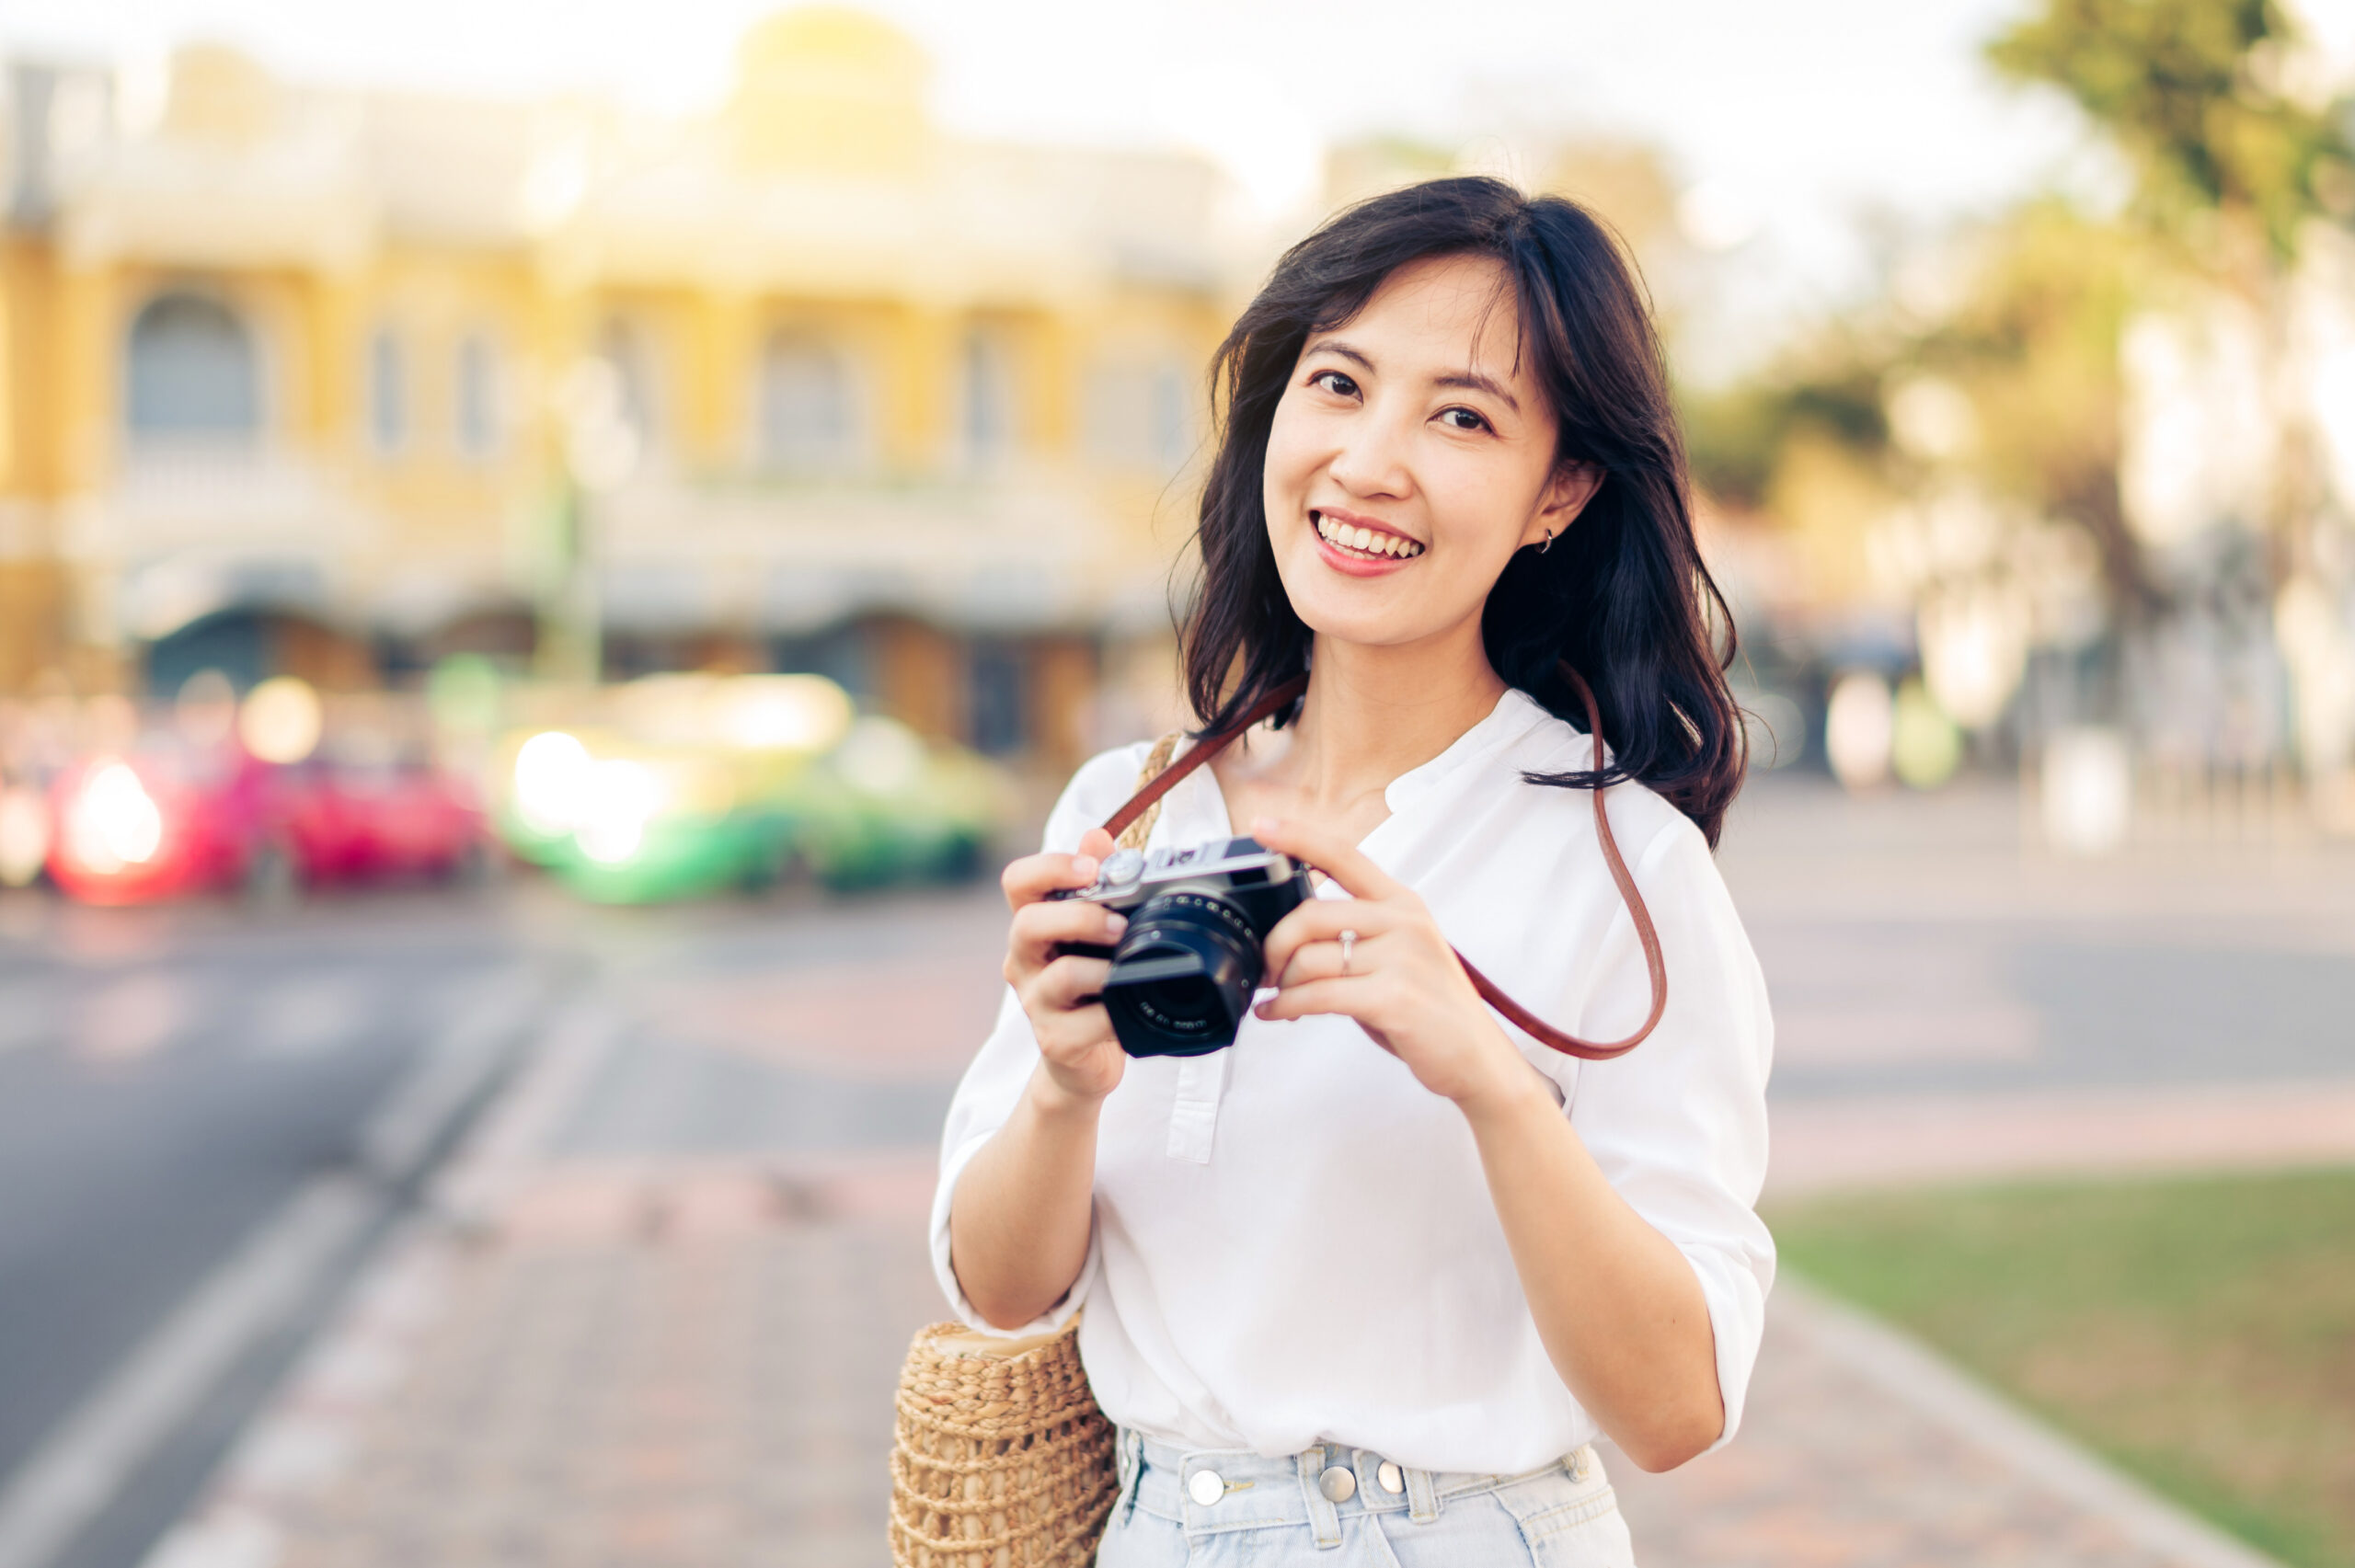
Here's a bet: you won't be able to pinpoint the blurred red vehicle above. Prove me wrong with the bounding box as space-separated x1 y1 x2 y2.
270 759 485 886
45 740 482 905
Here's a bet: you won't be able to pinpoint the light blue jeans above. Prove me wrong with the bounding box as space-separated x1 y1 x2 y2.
1095 1428 1637 1566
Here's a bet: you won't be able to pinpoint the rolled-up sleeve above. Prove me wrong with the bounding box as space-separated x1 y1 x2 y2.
1564 817 1775 1451
926 744 1145 1337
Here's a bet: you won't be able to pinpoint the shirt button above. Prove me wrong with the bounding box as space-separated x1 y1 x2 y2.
1318 1464 1356 1504
1188 1469 1225 1507
1376 1460 1404 1494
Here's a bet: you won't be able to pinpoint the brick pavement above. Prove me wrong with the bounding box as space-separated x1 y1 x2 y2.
144 1147 2281 1568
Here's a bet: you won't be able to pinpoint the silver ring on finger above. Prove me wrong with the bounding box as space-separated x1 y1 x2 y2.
1338 929 1357 976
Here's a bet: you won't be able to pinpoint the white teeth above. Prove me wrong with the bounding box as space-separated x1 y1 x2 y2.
1315 513 1421 559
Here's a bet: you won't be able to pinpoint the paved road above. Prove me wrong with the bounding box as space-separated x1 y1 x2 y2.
1718 778 2355 1098
0 888 555 1568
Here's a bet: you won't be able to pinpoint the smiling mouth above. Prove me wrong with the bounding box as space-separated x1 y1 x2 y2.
1313 511 1424 560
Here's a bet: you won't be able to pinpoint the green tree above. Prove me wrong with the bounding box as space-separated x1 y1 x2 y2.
1988 0 2353 258
1987 0 2355 577
1911 204 2155 613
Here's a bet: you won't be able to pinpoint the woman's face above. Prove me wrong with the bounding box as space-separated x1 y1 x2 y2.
1262 252 1598 655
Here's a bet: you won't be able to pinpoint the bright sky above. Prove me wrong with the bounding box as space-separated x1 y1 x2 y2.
11 0 2355 375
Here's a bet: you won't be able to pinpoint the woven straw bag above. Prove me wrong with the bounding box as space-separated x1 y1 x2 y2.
888 1320 1118 1566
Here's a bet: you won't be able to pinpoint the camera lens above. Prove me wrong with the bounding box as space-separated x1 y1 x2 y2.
1102 890 1264 1057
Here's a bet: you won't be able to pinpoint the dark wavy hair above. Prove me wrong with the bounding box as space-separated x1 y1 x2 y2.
1179 176 1746 846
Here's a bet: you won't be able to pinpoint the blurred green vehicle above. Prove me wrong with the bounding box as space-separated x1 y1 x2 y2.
489 674 1010 904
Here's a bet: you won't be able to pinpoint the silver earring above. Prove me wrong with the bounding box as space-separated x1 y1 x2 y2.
1539 529 1556 555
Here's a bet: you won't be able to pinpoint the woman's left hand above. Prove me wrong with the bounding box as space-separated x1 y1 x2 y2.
1251 816 1540 1109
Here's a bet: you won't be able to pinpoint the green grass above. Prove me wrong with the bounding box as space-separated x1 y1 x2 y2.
1769 1168 2355 1568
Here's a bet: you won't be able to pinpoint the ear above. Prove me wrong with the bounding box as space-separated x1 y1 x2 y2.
1522 462 1604 551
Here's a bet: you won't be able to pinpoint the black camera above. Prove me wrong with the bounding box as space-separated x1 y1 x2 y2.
1050 836 1313 1058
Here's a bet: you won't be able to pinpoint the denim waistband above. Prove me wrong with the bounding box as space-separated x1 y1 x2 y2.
1112 1426 1604 1546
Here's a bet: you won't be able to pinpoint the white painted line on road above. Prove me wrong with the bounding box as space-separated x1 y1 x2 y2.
429 993 622 1227
1780 1276 2289 1568
0 961 549 1568
355 967 547 1181
132 990 619 1568
0 1175 374 1568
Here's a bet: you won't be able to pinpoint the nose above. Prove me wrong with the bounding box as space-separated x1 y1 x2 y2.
1325 401 1416 501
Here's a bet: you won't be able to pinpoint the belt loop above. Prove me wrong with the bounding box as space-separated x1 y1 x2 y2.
1297 1446 1343 1549
1118 1428 1144 1524
1405 1460 1441 1525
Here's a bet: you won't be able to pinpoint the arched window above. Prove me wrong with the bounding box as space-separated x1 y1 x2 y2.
455 333 500 459
367 326 408 453
126 292 260 441
756 333 854 470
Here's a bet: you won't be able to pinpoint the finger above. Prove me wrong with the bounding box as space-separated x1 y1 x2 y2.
1075 826 1116 862
1262 899 1392 983
1032 953 1111 1012
1250 817 1404 902
1002 846 1107 910
1252 976 1376 1024
1272 931 1373 989
1008 898 1129 970
1036 1004 1114 1059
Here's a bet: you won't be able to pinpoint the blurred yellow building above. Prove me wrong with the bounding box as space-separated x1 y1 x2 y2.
0 8 1238 769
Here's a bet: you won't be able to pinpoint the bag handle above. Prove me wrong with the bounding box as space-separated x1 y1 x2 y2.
1098 667 1666 1062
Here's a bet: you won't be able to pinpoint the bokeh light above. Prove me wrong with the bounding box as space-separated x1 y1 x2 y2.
2042 727 2134 855
1890 679 1963 790
718 675 856 752
513 731 596 835
575 759 662 864
1824 672 1894 791
63 761 164 874
238 677 324 764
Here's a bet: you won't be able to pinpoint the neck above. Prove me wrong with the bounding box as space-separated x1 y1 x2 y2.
1277 621 1508 818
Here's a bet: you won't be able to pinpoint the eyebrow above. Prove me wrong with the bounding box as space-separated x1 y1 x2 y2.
1303 338 1522 415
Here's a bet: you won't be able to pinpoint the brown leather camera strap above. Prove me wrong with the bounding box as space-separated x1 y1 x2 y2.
1097 666 1666 1061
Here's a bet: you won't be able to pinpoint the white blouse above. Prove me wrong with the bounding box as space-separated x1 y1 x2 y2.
929 687 1775 1475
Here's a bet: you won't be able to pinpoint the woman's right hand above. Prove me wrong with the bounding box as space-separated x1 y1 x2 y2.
1002 825 1128 1105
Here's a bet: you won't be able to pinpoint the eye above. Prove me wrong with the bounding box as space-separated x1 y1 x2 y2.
1309 369 1359 398
1439 406 1490 432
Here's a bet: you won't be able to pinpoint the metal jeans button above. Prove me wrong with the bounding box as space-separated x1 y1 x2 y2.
1189 1468 1225 1506
1376 1460 1404 1494
1317 1464 1356 1503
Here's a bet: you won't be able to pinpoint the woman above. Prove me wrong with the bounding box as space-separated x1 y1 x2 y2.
932 177 1772 1565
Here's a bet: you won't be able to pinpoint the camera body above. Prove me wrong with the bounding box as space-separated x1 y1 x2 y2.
1051 836 1313 1058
